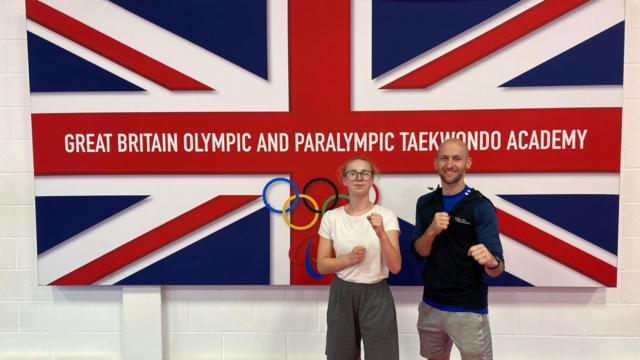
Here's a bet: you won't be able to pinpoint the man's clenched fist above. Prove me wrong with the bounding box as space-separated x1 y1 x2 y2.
427 212 450 237
468 244 498 268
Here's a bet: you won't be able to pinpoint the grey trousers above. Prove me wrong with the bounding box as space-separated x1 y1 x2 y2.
326 276 399 360
417 301 493 360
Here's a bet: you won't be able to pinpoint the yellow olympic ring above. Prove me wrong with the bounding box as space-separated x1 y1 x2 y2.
282 194 319 231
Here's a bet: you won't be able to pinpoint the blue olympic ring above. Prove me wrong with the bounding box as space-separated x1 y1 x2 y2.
263 177 299 214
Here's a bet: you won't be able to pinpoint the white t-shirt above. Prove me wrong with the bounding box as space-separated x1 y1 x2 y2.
318 204 401 284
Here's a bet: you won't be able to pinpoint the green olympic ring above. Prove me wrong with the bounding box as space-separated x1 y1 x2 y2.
322 194 350 215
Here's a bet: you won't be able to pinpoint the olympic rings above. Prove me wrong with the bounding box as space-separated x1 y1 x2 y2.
322 194 350 215
263 178 299 214
263 177 382 232
282 194 319 231
302 177 339 214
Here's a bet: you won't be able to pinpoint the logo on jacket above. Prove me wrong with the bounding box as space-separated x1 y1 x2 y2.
454 216 472 226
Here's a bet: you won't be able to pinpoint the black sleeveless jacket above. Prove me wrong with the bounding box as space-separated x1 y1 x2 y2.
411 187 499 310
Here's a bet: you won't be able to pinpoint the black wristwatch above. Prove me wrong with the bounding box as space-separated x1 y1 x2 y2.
486 256 501 270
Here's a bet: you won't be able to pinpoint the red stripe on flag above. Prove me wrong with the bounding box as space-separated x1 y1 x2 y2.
31 108 622 176
497 208 617 287
49 195 259 285
381 0 590 90
26 0 213 91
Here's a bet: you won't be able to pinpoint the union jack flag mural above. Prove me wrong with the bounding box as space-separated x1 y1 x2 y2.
27 0 624 286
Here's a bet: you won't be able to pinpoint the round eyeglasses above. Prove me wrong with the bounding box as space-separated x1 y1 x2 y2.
344 171 373 181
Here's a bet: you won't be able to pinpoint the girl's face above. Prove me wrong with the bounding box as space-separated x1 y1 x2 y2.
343 159 374 197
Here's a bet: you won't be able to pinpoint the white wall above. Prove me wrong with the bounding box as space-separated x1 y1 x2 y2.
1 0 639 359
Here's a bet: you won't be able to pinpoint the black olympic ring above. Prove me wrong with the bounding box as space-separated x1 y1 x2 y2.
302 178 339 214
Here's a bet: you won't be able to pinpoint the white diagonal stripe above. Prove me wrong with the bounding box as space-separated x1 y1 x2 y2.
36 175 291 285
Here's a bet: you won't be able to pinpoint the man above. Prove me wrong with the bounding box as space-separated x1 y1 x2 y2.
411 138 504 360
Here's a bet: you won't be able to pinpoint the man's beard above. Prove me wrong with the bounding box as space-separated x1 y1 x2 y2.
439 168 465 185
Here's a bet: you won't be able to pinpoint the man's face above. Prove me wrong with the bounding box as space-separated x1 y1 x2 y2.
433 141 471 185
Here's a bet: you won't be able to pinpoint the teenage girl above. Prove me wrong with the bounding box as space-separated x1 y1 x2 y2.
317 157 402 360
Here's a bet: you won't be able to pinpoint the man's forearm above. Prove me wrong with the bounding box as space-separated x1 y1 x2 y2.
414 231 436 258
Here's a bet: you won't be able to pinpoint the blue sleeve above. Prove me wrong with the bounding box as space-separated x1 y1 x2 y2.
473 199 504 262
410 195 428 261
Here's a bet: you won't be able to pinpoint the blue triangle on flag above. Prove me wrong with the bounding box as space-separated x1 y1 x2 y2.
372 0 520 79
35 195 148 254
500 21 625 87
484 271 532 286
497 194 619 254
27 32 144 92
115 207 271 285
108 0 268 80
388 217 426 286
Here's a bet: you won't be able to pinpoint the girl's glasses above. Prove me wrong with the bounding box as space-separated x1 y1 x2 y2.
345 171 373 181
